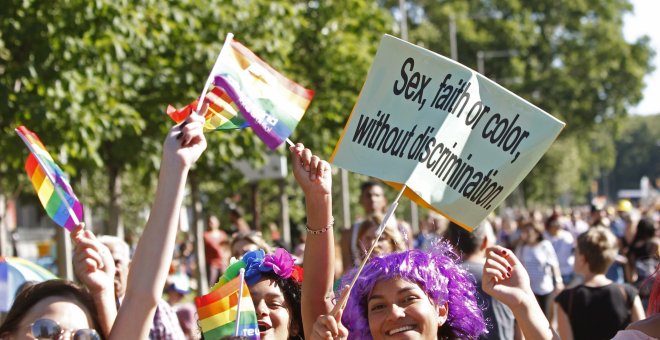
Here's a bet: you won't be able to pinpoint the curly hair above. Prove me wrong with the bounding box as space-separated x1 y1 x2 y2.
339 242 486 339
259 272 303 339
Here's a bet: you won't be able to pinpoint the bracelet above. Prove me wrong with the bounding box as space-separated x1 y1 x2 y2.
306 217 335 235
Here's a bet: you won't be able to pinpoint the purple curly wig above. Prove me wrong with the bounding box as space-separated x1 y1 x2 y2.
339 241 486 339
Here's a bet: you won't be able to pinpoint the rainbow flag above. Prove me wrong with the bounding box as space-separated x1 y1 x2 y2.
15 126 83 231
166 87 247 132
211 34 315 149
195 275 260 339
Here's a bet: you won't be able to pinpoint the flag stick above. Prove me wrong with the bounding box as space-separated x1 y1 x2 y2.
15 128 80 227
331 184 408 314
234 268 246 336
196 32 234 114
285 138 295 147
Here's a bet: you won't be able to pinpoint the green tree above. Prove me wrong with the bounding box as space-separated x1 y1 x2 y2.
611 114 660 196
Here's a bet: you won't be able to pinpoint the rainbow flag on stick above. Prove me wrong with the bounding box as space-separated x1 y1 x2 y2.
195 269 260 339
166 87 247 132
15 126 83 231
210 33 314 149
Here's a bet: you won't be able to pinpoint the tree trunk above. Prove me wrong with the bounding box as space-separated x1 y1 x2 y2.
107 165 124 239
190 172 208 295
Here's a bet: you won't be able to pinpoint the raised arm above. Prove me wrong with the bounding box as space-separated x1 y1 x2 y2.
110 108 207 339
290 143 335 338
482 245 559 340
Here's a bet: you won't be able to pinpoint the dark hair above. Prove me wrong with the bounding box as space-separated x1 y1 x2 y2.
260 272 303 339
633 218 657 244
0 280 104 338
446 222 482 256
360 180 384 195
521 220 544 243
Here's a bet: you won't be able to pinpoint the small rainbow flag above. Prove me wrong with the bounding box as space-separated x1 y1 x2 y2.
15 126 83 231
166 87 247 132
210 34 315 150
195 275 260 339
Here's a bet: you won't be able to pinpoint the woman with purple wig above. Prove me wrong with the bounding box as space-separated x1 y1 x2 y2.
332 242 486 339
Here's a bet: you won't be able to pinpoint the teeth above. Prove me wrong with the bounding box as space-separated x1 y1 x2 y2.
387 325 414 335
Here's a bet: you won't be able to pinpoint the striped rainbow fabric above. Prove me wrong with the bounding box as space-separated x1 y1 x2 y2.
195 275 260 339
211 36 315 149
15 126 83 231
166 87 247 132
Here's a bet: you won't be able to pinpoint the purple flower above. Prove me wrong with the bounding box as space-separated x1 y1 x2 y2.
261 248 294 279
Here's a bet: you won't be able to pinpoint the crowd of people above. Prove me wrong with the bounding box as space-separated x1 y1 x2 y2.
1 108 659 340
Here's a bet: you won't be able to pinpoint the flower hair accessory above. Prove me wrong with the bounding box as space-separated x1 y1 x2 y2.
211 248 303 290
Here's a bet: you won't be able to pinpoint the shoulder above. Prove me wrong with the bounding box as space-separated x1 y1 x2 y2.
625 314 660 338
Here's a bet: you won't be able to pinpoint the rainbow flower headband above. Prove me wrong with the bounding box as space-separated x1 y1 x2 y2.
212 248 303 290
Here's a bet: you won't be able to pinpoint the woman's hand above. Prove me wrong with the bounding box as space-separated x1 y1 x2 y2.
311 287 349 340
71 223 116 296
482 245 533 310
290 143 331 197
162 103 208 170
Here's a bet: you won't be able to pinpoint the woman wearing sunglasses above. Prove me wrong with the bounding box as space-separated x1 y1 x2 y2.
0 280 102 339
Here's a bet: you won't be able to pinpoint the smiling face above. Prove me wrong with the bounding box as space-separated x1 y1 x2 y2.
250 278 293 340
12 295 96 339
367 277 447 340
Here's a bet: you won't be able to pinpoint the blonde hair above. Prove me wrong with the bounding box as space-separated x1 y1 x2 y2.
357 214 406 254
577 226 619 273
230 231 272 257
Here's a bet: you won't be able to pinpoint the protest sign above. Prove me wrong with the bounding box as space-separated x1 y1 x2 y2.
331 35 565 230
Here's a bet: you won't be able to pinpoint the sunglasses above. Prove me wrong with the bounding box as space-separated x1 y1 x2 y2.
30 318 100 340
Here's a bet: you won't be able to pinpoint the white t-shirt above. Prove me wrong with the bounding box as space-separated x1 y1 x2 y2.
517 240 559 295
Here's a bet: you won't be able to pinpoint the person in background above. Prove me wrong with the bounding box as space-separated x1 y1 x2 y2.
544 213 576 286
555 226 645 340
355 214 406 264
625 217 660 309
567 208 589 238
230 231 272 259
166 274 198 340
97 235 185 339
342 181 412 268
414 211 447 250
229 206 252 234
516 220 563 318
613 262 660 339
446 220 516 340
204 214 228 286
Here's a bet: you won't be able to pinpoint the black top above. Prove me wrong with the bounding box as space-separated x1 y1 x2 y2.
555 283 638 340
462 260 515 340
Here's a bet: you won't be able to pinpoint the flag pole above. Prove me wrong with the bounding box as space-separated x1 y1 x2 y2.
331 184 408 314
196 32 234 114
234 268 246 336
15 128 80 227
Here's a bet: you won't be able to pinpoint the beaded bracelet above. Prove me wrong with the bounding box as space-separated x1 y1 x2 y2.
306 217 335 235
